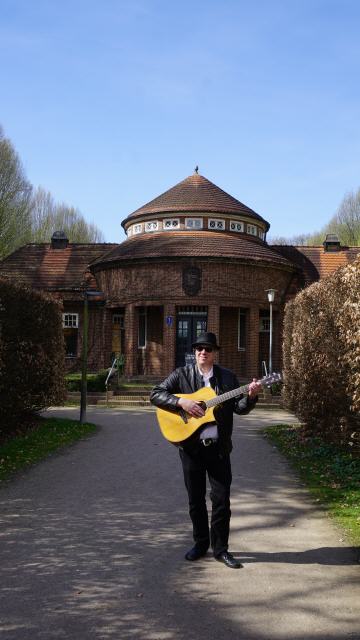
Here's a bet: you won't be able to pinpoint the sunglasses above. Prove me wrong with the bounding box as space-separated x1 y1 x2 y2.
195 345 213 353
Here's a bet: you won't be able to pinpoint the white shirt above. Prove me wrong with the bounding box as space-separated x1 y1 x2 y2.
198 366 218 441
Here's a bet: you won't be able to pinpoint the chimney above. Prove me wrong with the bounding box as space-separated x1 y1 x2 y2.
51 231 69 249
323 234 341 252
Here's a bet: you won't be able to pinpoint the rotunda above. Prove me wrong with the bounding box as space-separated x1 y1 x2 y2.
91 171 298 379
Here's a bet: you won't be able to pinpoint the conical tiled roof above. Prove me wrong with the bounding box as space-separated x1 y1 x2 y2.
91 231 291 269
122 173 269 230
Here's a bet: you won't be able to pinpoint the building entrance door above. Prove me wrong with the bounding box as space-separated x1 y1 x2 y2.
175 306 207 368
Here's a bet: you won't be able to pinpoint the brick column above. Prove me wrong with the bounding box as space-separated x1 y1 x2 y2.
248 305 259 378
274 307 282 373
207 304 220 364
163 303 176 376
102 307 112 369
124 303 137 377
207 305 220 335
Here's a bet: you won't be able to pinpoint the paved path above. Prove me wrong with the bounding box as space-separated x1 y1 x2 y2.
0 407 359 640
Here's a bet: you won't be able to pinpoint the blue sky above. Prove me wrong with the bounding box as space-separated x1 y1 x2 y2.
1 0 360 242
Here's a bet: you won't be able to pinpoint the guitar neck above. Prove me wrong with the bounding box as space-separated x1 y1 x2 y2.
205 383 251 409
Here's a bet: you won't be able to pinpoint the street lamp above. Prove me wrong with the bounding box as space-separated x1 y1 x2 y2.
80 289 103 424
265 289 276 374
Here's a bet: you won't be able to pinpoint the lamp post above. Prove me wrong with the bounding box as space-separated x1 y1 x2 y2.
80 289 103 424
265 289 276 374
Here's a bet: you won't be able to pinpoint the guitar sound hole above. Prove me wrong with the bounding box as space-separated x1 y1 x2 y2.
198 401 207 412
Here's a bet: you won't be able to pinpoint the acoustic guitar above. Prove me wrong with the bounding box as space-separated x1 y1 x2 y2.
156 372 282 443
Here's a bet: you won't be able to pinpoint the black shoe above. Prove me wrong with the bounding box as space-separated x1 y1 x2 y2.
216 551 243 569
185 544 209 561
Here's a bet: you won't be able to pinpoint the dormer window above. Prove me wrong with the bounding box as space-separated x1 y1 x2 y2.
247 224 257 236
185 218 203 229
208 219 225 231
133 223 142 235
230 221 244 233
163 218 180 230
145 221 159 232
258 230 265 240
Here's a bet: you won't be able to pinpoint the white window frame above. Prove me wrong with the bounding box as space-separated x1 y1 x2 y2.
145 221 159 233
133 223 142 235
258 229 265 240
163 218 180 230
238 308 246 351
247 224 257 236
62 313 79 328
208 218 225 231
138 307 147 348
230 220 244 233
185 217 203 230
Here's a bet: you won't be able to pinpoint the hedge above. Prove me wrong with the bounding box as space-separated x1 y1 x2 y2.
282 256 360 445
0 278 66 436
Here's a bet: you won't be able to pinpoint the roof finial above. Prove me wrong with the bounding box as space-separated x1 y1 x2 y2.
194 165 199 174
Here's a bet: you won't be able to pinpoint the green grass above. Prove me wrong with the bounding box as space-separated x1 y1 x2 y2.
65 370 108 391
117 383 154 390
0 417 97 483
264 424 360 545
65 372 155 392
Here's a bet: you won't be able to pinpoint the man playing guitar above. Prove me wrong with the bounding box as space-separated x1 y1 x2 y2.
150 332 261 569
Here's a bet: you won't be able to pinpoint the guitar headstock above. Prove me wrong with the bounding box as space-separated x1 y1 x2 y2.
260 372 282 387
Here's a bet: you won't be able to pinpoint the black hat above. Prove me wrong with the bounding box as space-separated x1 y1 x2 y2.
192 332 220 350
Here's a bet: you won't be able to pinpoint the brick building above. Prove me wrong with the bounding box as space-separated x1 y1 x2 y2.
0 171 359 381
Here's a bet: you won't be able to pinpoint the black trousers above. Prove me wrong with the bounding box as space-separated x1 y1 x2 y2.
179 443 232 557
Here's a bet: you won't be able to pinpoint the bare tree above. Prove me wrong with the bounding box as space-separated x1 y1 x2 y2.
0 124 105 258
269 190 360 248
335 189 360 245
0 127 33 259
30 187 105 243
303 192 360 247
30 187 56 242
268 233 312 246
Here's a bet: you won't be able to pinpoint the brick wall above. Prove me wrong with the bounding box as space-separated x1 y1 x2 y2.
63 302 109 373
80 257 297 378
136 306 164 375
219 307 247 379
94 259 295 306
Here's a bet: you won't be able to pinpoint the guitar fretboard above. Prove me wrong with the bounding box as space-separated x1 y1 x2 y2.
205 383 251 409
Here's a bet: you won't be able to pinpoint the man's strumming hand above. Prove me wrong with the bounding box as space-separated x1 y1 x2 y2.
177 397 205 418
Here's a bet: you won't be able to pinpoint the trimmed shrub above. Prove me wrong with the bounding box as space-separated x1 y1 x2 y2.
339 258 360 415
0 278 66 435
282 256 360 445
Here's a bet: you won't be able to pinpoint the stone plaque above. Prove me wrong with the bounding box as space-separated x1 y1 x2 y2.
182 266 201 296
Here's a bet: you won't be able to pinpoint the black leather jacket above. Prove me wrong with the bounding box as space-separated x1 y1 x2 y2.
150 364 257 455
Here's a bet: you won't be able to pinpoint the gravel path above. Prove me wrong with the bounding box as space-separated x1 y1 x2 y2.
0 407 358 640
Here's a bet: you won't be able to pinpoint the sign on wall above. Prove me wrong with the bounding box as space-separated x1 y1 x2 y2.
182 266 202 296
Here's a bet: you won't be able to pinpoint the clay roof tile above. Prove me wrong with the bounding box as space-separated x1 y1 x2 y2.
0 243 118 292
122 173 269 230
91 231 293 269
